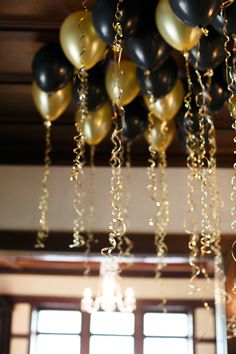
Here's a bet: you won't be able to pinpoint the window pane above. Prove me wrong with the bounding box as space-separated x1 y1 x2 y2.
90 312 135 335
144 338 189 354
37 310 81 334
90 335 134 354
144 313 189 337
36 334 80 354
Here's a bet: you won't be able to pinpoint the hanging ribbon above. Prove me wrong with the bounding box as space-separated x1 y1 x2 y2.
35 120 52 248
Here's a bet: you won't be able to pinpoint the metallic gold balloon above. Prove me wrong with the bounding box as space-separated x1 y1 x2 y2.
60 11 106 70
105 60 140 106
155 0 202 52
145 79 184 122
75 101 112 145
32 81 72 121
145 116 175 152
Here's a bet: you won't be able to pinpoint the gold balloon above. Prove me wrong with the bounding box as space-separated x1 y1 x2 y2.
75 101 112 145
145 116 175 152
145 79 184 122
60 11 106 70
32 81 72 121
155 0 201 52
105 60 140 106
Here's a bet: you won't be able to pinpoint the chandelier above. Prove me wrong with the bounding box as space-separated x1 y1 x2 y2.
81 258 136 313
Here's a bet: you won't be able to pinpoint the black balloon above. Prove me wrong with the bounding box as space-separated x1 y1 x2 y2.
212 2 236 36
169 0 222 28
137 56 178 99
122 97 148 143
125 24 171 70
194 79 229 113
209 79 229 112
73 63 107 112
32 43 74 93
92 0 142 45
189 28 225 71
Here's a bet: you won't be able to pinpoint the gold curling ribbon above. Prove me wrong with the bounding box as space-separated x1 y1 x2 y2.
194 41 215 257
220 4 236 306
227 315 236 339
123 143 134 256
70 4 89 248
146 117 168 311
101 106 126 256
83 146 96 275
35 120 52 248
183 51 202 293
220 5 236 231
85 145 95 254
101 0 126 257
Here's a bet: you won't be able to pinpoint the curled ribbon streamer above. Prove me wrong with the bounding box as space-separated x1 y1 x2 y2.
220 6 236 230
123 144 134 256
220 5 236 312
201 69 227 309
147 116 169 279
101 107 127 256
102 0 126 258
70 6 89 248
85 145 96 253
183 51 202 293
83 146 96 275
186 174 201 294
232 240 236 263
35 120 52 249
194 42 215 256
227 316 236 339
222 0 235 7
70 71 87 249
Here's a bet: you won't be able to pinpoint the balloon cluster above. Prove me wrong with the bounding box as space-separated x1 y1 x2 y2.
31 0 236 152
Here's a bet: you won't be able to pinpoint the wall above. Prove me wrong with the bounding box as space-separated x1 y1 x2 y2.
0 166 233 234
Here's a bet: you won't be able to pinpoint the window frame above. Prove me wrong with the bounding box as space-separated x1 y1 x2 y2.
27 298 216 354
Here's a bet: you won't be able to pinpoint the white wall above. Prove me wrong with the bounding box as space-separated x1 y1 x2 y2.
0 166 233 234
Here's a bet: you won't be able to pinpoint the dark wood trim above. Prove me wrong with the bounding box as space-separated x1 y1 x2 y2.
0 230 218 277
9 296 215 309
10 334 29 339
0 19 61 31
0 297 12 354
81 312 90 354
0 230 226 255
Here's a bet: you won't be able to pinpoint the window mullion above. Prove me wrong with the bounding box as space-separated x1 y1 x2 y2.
81 311 90 354
134 303 143 354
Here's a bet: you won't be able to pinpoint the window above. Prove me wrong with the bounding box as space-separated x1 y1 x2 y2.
30 310 82 354
89 312 135 354
143 312 192 354
29 301 216 354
